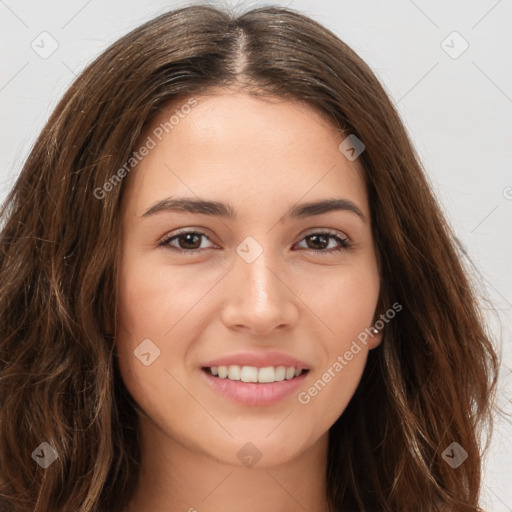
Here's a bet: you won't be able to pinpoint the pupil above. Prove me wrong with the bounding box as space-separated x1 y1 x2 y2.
308 234 327 250
181 233 200 249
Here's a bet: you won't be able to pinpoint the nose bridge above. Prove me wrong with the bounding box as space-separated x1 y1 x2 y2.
235 237 281 305
220 235 298 333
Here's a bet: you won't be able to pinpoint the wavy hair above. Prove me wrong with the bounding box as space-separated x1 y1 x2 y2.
0 4 498 511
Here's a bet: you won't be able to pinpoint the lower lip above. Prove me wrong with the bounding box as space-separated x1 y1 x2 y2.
200 369 309 406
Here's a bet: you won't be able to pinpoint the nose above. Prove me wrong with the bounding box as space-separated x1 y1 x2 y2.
220 247 299 336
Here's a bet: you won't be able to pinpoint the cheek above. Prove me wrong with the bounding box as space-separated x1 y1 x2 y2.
116 255 217 341
114 256 218 411
298 350 367 430
304 259 380 342
114 264 193 432
295 259 379 421
297 281 374 425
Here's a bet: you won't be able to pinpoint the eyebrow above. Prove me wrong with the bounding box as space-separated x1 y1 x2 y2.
141 197 367 223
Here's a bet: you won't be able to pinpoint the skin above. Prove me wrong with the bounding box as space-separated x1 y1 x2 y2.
116 88 382 512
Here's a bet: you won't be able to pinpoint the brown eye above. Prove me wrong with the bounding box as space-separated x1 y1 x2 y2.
159 230 351 255
159 231 214 252
176 233 202 249
295 232 351 254
305 234 330 250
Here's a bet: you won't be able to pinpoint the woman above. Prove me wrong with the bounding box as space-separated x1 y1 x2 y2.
0 4 499 511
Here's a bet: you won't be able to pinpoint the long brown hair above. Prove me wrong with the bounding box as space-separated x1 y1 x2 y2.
0 4 498 511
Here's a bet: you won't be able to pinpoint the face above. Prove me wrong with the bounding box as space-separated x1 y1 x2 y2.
115 89 382 468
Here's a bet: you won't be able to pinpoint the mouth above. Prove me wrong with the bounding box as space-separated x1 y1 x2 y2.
202 365 310 383
200 365 310 406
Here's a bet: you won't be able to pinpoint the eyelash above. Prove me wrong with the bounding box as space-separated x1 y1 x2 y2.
158 230 352 255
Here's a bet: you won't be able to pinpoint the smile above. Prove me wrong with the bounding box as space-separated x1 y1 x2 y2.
200 366 310 406
204 365 309 383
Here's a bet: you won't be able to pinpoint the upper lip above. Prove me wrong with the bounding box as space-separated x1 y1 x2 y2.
202 351 310 370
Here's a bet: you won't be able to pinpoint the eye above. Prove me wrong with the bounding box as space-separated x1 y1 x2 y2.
158 231 215 252
294 231 352 254
159 229 352 255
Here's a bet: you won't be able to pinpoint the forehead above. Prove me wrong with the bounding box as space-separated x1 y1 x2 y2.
121 91 369 220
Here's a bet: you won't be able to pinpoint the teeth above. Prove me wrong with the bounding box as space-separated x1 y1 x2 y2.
275 366 286 381
257 366 275 383
207 365 306 383
241 366 258 383
285 367 295 380
228 365 241 380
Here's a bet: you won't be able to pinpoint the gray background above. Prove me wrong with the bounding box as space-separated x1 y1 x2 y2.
1 0 511 509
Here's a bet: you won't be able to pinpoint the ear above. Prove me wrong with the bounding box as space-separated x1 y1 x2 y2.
367 304 387 349
367 326 383 350
369 291 388 350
